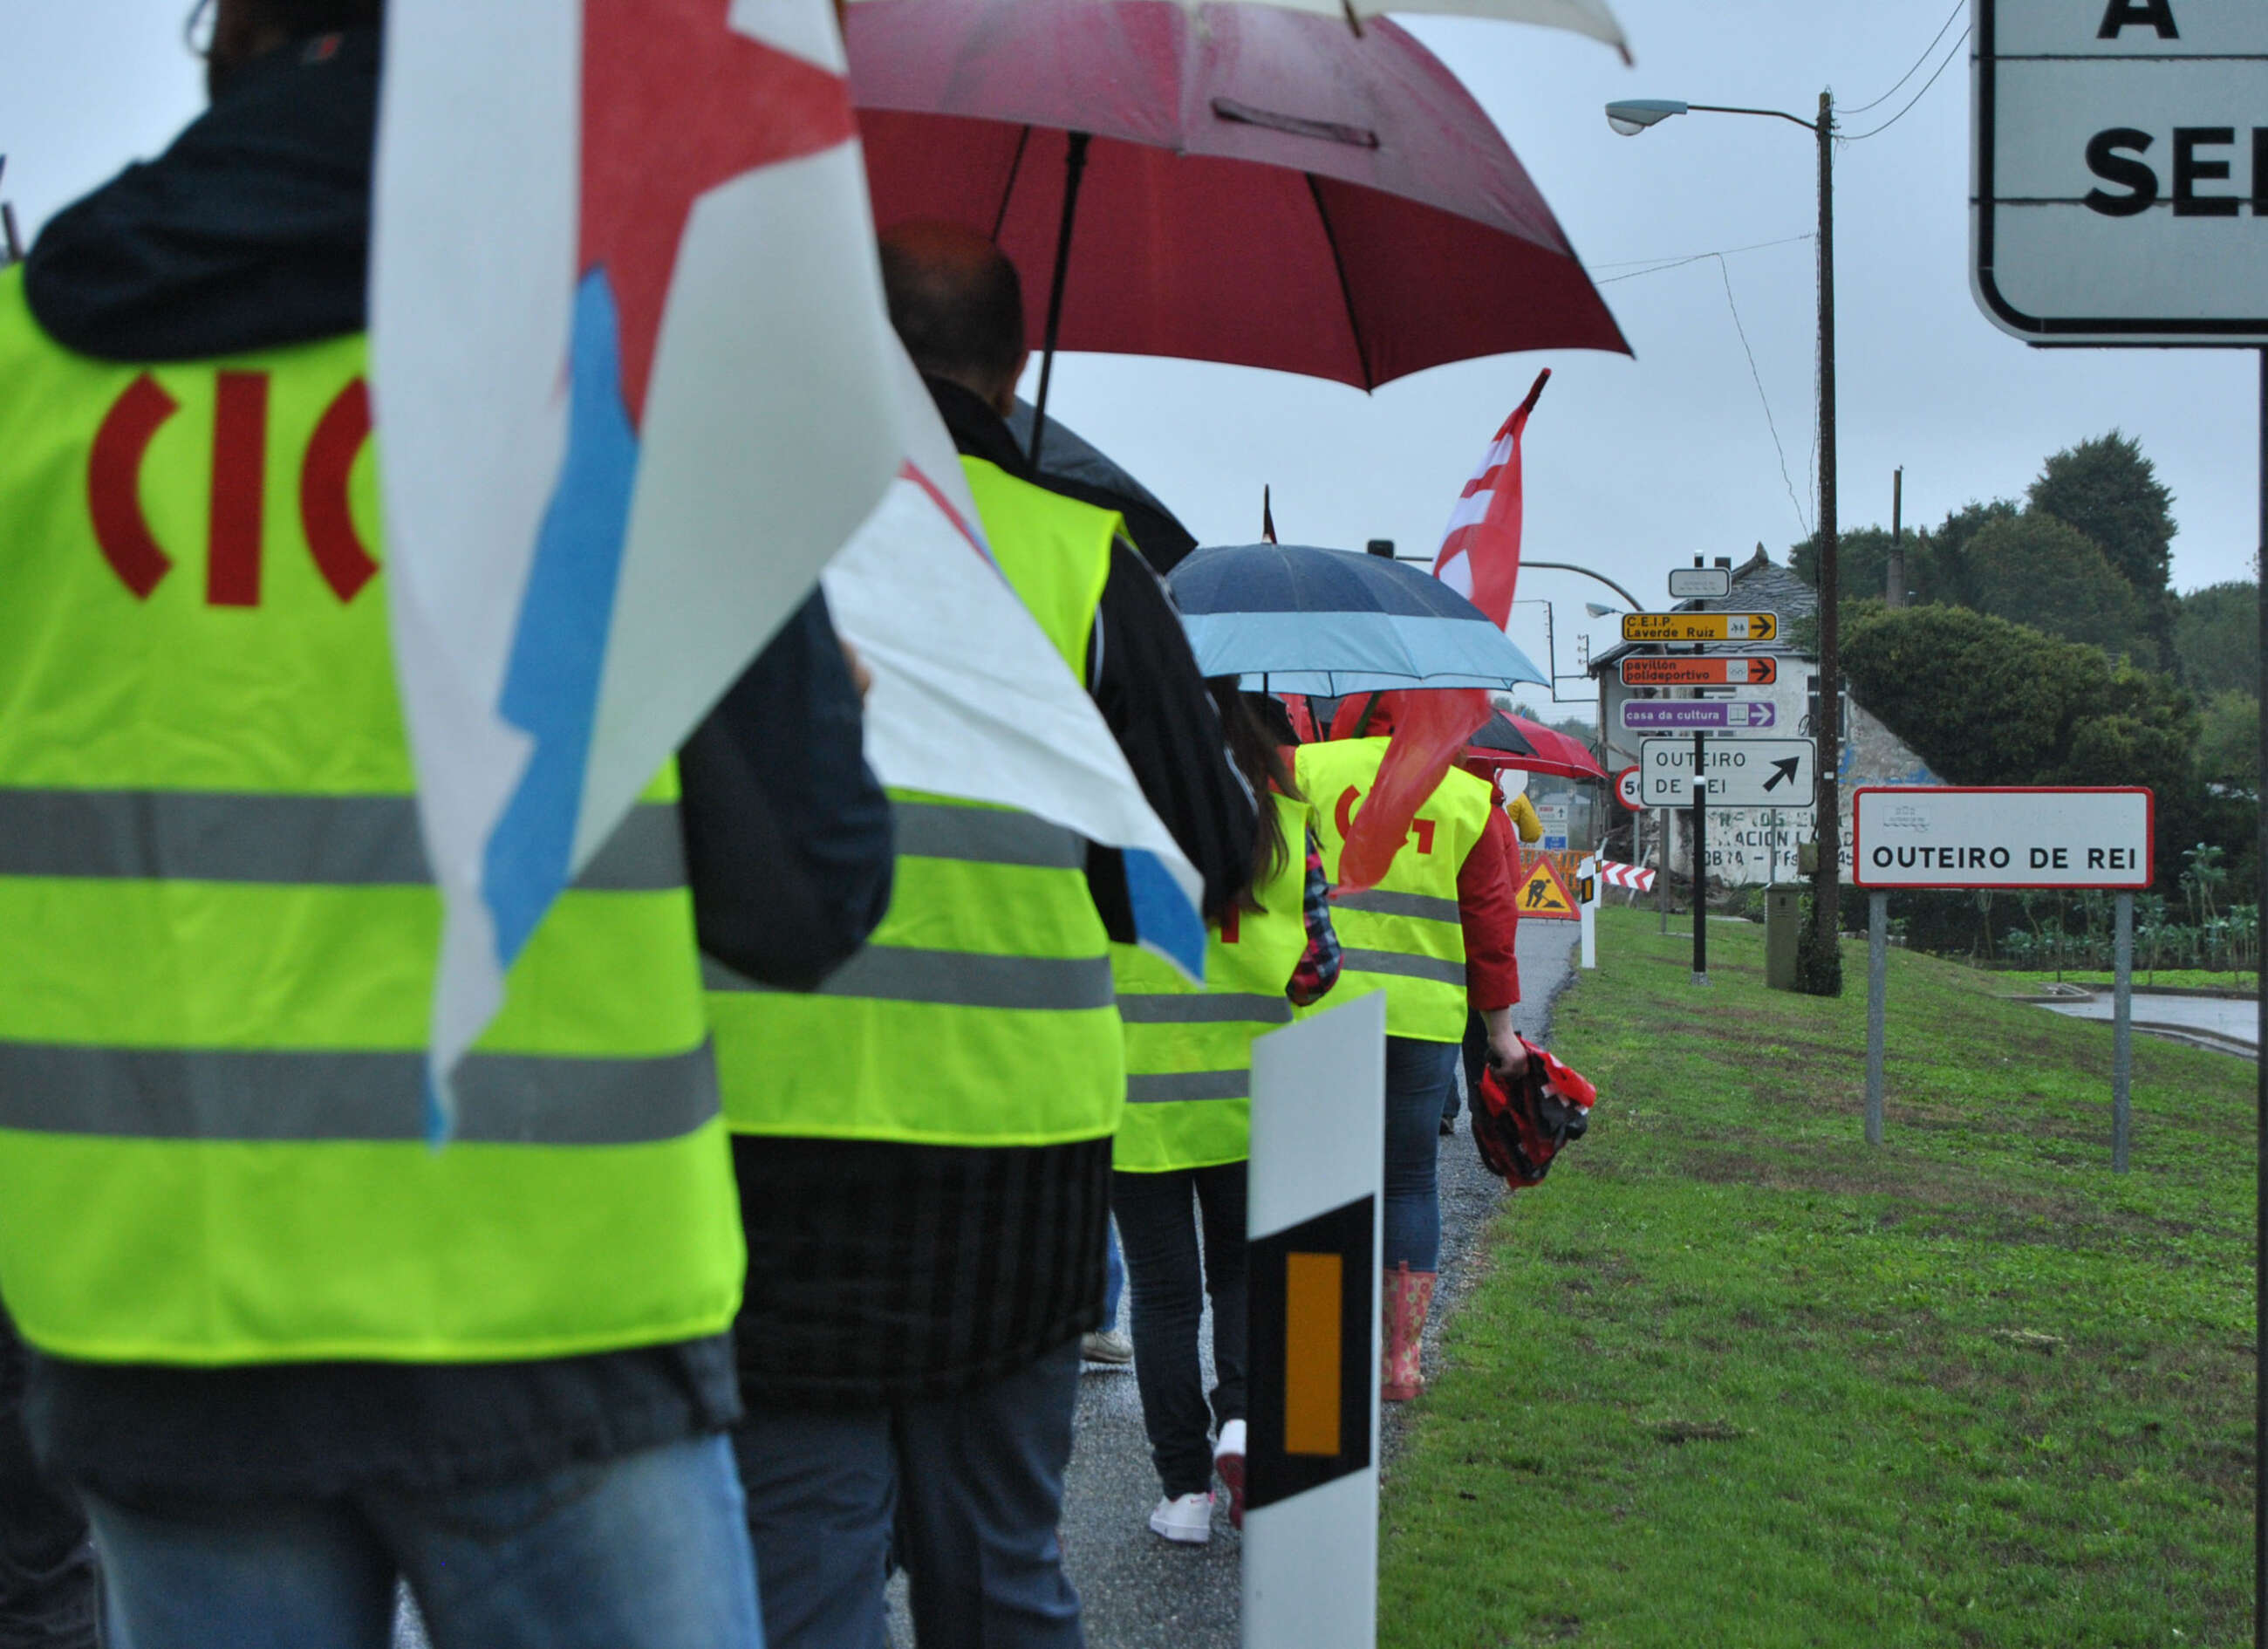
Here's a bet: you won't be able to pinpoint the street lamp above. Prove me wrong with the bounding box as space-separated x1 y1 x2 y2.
1604 88 1845 996
1582 602 1620 619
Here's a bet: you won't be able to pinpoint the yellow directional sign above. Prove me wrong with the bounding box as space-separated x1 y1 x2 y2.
1514 855 1580 920
1620 612 1778 643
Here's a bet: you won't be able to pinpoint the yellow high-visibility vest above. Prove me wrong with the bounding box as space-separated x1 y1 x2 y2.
709 457 1126 1147
1295 736 1493 1043
0 269 742 1366
1110 790 1311 1173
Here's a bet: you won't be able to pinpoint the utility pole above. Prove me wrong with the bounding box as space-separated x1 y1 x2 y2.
1805 87 1844 996
1886 468 1904 608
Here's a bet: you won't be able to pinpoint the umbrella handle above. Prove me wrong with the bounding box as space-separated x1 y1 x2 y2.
1027 131 1090 475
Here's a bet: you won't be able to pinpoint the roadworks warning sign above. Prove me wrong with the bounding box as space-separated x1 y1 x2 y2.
1514 855 1579 920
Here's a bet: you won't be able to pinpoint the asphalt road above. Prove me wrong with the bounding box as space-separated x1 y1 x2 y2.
399 921 1583 1649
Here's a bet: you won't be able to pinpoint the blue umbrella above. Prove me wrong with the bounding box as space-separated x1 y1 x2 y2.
1167 543 1547 696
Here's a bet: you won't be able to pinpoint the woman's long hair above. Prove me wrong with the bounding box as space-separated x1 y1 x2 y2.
1208 680 1301 913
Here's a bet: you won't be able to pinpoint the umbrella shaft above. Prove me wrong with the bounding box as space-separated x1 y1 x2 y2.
1028 131 1091 473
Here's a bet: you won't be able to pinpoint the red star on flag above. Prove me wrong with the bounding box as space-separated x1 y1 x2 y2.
580 0 859 424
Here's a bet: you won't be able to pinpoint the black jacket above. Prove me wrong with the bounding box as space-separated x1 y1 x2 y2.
18 28 887 1499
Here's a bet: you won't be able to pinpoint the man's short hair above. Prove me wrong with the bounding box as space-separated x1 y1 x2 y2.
878 232 1025 395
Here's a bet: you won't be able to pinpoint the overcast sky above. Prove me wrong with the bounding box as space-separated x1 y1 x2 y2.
5 1 2258 726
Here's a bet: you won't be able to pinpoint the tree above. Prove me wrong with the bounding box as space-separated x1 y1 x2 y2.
1963 511 2155 665
1841 605 2200 880
2196 691 2260 791
2026 431 2176 653
2172 579 2261 698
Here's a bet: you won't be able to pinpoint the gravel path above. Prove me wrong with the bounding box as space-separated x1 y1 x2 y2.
398 922 1583 1649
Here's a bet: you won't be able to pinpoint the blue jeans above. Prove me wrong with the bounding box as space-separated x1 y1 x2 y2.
732 1340 1083 1649
0 1316 96 1649
1103 1218 1125 1329
81 1433 761 1649
1385 1037 1460 1272
1112 1164 1247 1499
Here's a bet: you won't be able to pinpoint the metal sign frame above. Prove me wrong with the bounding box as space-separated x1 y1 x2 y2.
1971 0 2268 345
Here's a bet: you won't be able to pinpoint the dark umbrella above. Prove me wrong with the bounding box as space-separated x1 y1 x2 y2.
1167 541 1547 694
1465 710 1605 781
846 0 1630 463
1004 399 1199 571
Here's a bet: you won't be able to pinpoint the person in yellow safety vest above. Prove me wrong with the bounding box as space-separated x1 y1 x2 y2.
0 6 891 1643
1110 688 1342 1546
708 221 1258 1649
1296 700 1529 1402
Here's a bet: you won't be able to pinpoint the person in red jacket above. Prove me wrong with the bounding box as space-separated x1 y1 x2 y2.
1445 766 1527 1136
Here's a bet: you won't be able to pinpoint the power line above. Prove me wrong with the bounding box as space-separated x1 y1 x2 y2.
1841 26 1970 141
1591 232 1814 283
1709 253 1811 539
1841 0 1964 116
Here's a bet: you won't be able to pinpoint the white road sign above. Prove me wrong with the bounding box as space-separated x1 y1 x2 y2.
1852 786 2155 888
1667 565 1732 599
1638 737 1815 809
1972 0 2268 345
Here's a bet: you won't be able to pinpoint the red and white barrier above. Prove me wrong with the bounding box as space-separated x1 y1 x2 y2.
1598 861 1657 893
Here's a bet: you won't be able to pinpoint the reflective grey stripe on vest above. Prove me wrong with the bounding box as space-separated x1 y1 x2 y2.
0 790 685 892
0 1040 719 1145
1126 1069 1251 1104
1339 948 1466 988
891 803 1085 870
705 946 1114 1012
1116 992 1292 1027
1332 888 1460 924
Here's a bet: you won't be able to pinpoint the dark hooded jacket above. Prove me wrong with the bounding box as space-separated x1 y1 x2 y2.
18 28 891 1499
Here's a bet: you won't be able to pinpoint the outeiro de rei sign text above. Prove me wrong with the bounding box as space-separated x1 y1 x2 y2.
1851 787 2154 890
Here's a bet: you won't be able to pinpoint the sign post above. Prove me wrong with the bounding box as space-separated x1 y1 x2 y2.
1244 992 1386 1649
1865 893 1888 1146
1690 738 1706 986
2114 892 2134 1173
1853 786 2154 1162
1656 808 1670 937
1578 855 1598 970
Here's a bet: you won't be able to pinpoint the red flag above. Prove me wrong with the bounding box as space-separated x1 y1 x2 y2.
1431 368 1549 629
1338 373 1552 889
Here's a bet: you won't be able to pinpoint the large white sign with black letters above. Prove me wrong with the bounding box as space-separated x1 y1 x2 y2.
1971 0 2268 344
1852 786 2155 888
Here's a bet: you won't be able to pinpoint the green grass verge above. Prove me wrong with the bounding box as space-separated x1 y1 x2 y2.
1379 907 2256 1648
1999 968 2258 996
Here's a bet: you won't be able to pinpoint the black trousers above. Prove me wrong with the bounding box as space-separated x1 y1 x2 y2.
0 1312 98 1649
1110 1163 1248 1501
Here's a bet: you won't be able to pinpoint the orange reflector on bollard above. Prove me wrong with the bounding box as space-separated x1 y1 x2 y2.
1284 1253 1343 1455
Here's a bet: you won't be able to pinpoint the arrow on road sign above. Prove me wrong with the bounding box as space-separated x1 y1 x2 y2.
1763 757 1801 793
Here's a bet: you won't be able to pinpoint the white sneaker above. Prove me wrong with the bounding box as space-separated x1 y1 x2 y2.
1080 1330 1134 1365
1213 1419 1247 1529
1148 1491 1213 1544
